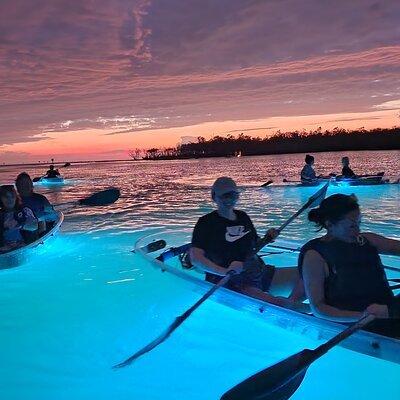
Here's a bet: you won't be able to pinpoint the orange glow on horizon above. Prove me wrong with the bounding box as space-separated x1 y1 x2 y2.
1 108 399 162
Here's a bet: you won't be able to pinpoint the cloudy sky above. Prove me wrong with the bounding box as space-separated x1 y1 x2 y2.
1 0 400 162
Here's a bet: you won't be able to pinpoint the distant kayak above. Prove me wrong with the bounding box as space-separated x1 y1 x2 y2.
263 174 399 188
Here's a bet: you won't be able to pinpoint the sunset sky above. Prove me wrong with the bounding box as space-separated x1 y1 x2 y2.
1 0 400 163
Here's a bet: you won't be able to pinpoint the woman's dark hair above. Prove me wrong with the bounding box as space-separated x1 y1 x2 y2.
0 185 22 210
305 154 314 165
308 194 359 229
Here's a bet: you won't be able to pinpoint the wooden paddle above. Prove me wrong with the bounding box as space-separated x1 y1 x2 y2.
221 314 375 400
54 188 120 208
112 182 330 369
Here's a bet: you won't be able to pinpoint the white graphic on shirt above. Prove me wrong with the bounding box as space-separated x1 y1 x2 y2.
225 225 249 242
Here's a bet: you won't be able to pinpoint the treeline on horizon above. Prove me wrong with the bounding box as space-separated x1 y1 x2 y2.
129 126 400 160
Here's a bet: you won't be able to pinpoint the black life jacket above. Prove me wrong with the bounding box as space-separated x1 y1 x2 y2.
298 237 394 312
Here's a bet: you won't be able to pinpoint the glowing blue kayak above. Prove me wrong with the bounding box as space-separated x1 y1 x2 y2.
36 177 64 185
0 211 64 269
134 230 400 365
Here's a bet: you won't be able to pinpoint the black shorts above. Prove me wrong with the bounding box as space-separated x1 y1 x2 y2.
205 257 276 292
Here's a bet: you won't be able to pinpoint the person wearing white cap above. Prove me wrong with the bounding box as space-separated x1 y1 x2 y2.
190 177 305 310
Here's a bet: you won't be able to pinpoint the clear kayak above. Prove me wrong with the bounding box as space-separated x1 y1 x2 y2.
134 230 400 365
0 211 64 269
264 175 399 188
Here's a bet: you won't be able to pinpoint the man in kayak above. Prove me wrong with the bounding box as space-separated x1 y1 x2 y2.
0 185 38 252
341 156 356 178
45 165 61 178
299 194 400 336
190 177 306 310
15 173 58 233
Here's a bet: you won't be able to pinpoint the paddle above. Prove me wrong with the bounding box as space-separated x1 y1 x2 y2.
112 182 330 369
54 188 120 208
261 180 274 187
133 240 167 254
221 314 375 400
260 243 400 274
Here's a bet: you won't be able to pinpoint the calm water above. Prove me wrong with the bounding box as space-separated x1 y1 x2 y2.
0 150 399 399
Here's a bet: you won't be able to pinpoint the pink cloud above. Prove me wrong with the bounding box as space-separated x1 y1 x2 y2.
1 0 400 157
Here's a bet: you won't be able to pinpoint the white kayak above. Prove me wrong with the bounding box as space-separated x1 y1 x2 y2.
0 211 64 269
134 230 400 365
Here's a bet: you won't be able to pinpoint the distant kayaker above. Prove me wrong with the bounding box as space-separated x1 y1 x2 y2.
45 165 61 179
15 173 58 233
190 177 306 311
0 185 38 252
300 155 317 183
299 194 400 336
341 156 356 178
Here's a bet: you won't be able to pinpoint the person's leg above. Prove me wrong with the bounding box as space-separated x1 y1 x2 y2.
268 266 305 301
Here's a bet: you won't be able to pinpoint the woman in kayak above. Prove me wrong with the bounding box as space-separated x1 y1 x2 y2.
0 185 38 252
299 194 400 335
190 177 306 311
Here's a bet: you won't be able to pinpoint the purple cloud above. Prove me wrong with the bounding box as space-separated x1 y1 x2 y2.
1 0 400 149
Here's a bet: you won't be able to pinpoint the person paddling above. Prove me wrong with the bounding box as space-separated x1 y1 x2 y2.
190 177 306 310
45 164 61 178
299 194 400 336
0 185 38 252
341 156 356 178
300 155 318 184
16 172 58 233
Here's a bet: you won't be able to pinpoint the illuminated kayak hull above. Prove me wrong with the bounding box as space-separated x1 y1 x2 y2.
0 211 64 269
37 177 64 185
134 231 400 365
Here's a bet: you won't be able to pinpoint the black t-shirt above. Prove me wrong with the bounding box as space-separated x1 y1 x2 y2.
192 210 257 269
341 166 356 178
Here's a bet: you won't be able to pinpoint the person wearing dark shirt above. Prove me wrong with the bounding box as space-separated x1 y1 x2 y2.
15 173 58 233
300 154 317 183
45 165 61 178
0 185 38 252
341 156 356 178
299 194 400 336
190 177 306 310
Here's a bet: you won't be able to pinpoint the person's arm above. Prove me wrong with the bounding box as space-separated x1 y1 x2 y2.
302 250 362 322
362 232 400 256
190 246 242 276
21 208 38 231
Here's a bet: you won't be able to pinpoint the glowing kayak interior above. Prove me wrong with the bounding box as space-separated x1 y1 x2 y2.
134 230 400 365
0 211 64 269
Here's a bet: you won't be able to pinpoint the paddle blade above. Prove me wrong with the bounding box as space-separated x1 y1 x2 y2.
79 188 120 206
221 350 314 400
32 177 41 183
133 240 166 254
261 180 274 187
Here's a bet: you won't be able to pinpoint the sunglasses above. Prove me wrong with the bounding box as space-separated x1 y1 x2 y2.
218 191 239 200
